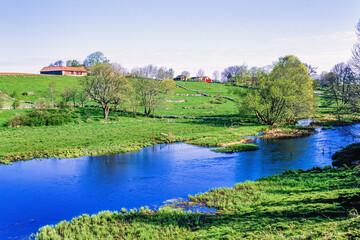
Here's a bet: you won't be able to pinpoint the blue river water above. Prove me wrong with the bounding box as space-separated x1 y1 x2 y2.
0 124 358 239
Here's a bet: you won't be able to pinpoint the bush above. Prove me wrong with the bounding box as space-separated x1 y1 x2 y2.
12 100 21 109
210 98 223 104
8 114 28 127
212 144 259 153
8 109 73 127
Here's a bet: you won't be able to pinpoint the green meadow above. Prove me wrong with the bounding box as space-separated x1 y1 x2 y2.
32 166 360 239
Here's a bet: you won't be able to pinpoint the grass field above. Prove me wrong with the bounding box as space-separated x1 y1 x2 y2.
32 166 360 239
0 74 81 102
0 107 263 164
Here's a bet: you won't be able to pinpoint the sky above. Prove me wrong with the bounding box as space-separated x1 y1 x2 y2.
0 0 359 77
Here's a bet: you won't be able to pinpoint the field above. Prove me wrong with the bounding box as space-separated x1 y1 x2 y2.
0 107 263 164
32 166 360 239
0 74 81 102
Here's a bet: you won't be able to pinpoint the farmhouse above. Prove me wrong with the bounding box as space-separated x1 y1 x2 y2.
173 75 187 81
40 66 87 76
201 76 212 83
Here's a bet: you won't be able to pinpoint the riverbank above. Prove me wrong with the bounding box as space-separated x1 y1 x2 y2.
32 166 360 239
0 107 264 164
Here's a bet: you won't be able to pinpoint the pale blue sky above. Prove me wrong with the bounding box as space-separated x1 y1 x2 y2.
0 0 359 76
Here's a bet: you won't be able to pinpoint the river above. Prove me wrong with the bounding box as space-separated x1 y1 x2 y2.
0 124 359 239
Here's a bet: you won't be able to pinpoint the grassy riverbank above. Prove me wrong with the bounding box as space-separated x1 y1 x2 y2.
0 107 263 164
32 166 360 239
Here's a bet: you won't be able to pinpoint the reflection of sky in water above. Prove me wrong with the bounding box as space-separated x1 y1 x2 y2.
0 124 359 240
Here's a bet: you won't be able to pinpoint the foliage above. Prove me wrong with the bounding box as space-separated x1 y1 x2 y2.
242 55 314 125
66 59 82 67
82 63 129 119
211 143 259 153
83 51 108 67
323 63 359 120
32 167 360 239
133 78 175 116
12 99 21 109
8 109 73 127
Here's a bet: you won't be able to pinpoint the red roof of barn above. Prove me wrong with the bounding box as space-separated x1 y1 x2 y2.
40 66 87 72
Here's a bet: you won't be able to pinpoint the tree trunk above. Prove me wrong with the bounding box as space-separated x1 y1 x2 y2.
103 104 110 119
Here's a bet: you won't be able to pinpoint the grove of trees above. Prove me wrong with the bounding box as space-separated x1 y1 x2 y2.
241 55 314 125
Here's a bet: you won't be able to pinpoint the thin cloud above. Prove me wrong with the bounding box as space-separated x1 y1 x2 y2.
273 31 356 43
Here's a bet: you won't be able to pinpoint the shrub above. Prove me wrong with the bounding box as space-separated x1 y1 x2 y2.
212 144 259 153
8 114 28 127
210 98 223 104
7 109 73 127
12 100 21 109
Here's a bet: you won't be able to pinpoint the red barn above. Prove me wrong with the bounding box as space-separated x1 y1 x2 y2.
40 66 87 76
201 76 212 83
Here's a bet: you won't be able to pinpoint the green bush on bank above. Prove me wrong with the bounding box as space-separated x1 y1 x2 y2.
212 143 259 153
8 109 73 127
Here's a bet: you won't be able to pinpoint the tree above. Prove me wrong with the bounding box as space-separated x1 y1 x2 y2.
83 51 108 68
66 59 82 67
212 70 219 81
47 81 56 107
77 89 89 107
49 60 63 67
61 86 75 106
351 19 360 74
221 65 248 84
196 69 205 78
323 62 358 119
243 55 314 125
303 63 318 79
82 63 128 119
134 78 174 116
181 71 190 78
168 68 175 79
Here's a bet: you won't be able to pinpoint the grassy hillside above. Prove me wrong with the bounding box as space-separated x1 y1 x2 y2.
32 166 360 239
0 74 81 102
0 75 251 119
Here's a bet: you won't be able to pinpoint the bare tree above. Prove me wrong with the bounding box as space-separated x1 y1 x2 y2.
47 81 56 107
196 69 205 78
181 71 190 78
351 19 360 74
134 78 174 116
323 62 358 119
212 70 219 81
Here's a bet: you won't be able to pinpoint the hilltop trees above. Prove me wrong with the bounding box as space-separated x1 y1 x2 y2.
243 55 314 125
66 59 82 67
84 51 108 68
82 63 129 119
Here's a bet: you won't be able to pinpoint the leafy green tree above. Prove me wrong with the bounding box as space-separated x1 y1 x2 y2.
82 63 128 119
243 55 314 125
66 59 82 67
83 51 108 68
